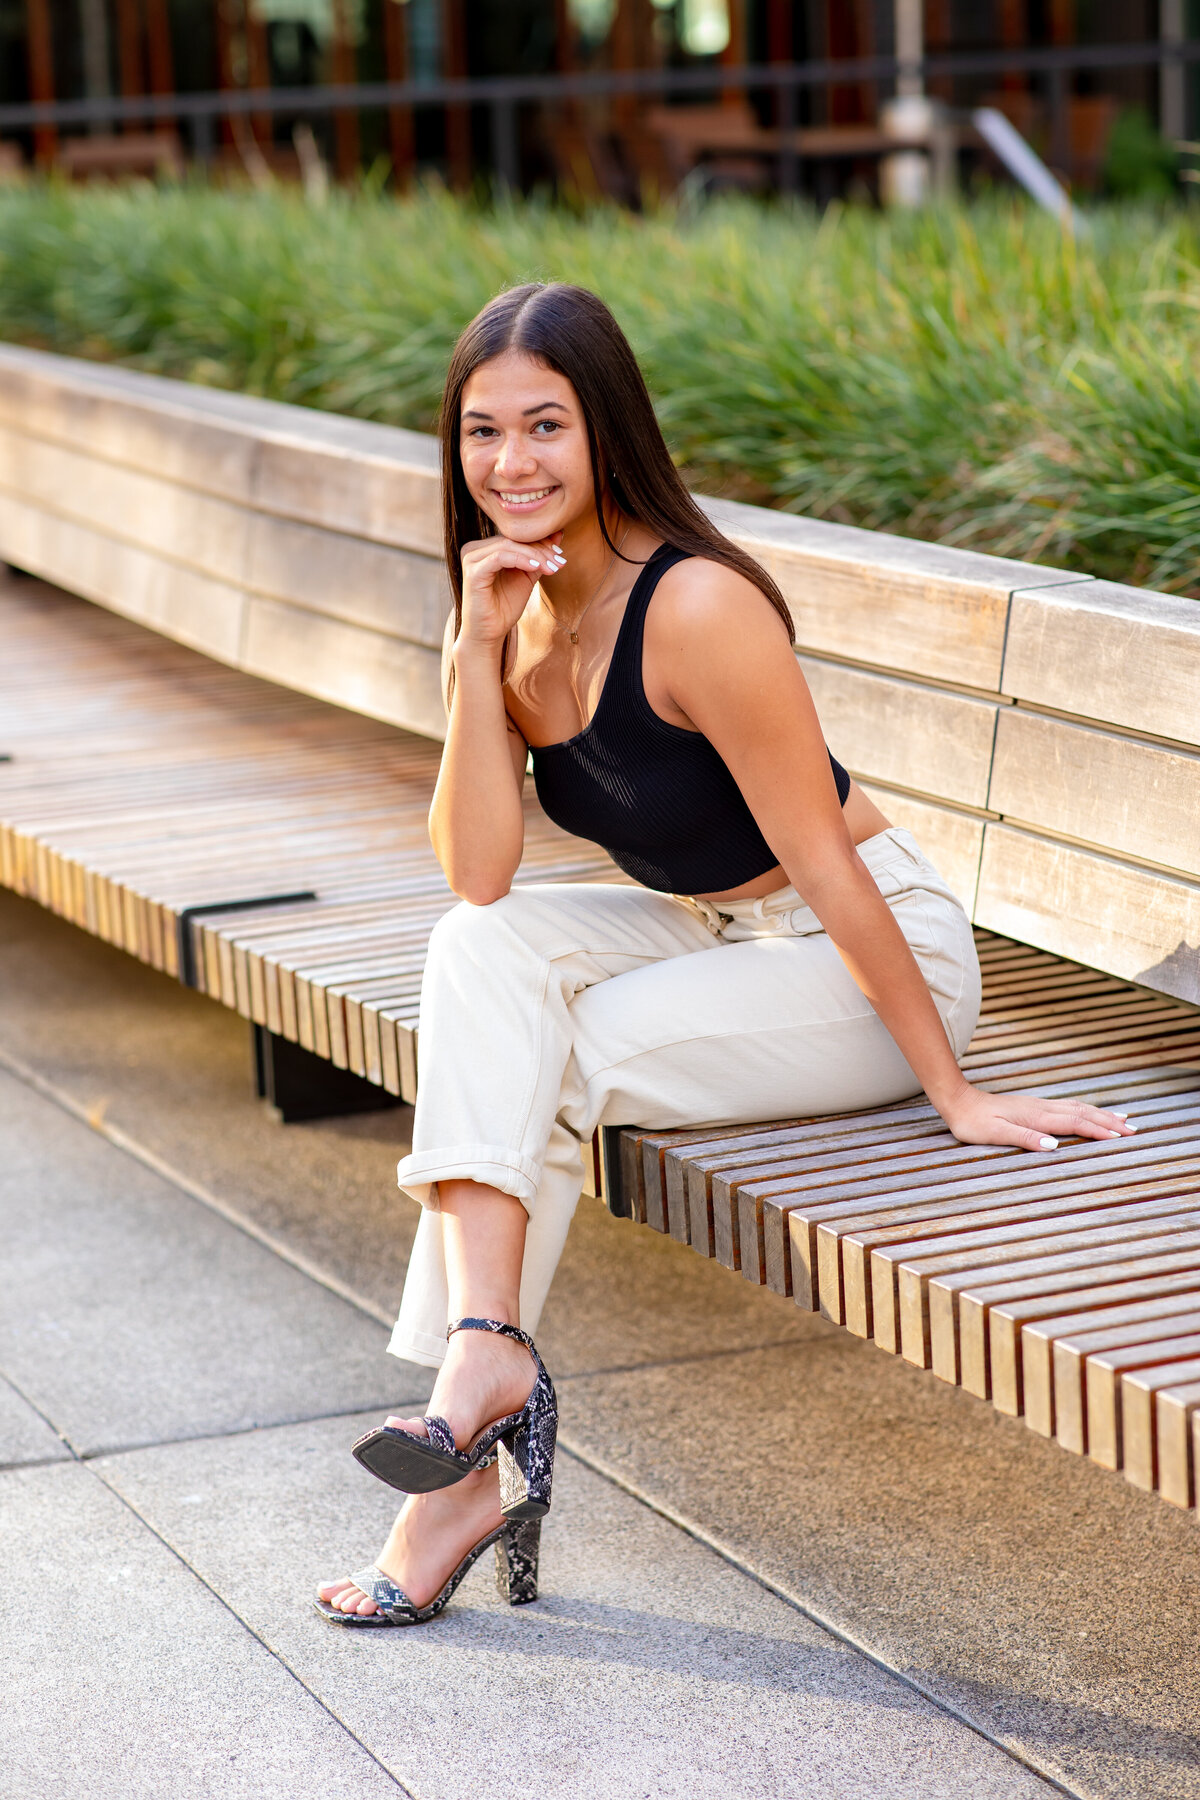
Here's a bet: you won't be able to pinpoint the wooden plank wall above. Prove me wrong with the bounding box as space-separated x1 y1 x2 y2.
1 345 1197 1007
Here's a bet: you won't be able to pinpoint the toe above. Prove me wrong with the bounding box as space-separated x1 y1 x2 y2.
318 1577 376 1615
384 1415 427 1436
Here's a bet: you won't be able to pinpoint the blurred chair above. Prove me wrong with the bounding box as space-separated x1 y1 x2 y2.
57 132 184 183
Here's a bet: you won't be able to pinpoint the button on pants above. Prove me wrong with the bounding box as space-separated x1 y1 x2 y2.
389 828 981 1367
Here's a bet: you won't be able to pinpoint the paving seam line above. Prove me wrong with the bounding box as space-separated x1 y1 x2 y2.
553 1440 1082 1800
85 1461 419 1800
562 1333 847 1383
0 1365 81 1461
63 1397 436 1464
1 1041 1077 1799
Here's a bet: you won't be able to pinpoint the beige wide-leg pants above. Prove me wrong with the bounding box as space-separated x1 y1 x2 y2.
388 827 981 1367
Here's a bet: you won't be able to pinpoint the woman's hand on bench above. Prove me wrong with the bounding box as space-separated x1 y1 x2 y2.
936 1083 1136 1154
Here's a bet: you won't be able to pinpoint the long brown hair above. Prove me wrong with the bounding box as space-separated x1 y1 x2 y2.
439 282 794 674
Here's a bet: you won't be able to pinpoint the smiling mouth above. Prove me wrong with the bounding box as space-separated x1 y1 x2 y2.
493 485 558 507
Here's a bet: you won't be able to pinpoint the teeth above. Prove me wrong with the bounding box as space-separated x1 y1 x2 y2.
499 487 553 503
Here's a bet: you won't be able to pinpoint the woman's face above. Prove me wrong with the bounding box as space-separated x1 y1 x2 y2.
459 350 595 543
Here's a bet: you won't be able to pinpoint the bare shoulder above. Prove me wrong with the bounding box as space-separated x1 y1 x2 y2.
648 554 792 659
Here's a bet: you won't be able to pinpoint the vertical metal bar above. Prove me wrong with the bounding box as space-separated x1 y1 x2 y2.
24 0 57 164
491 98 519 192
191 107 215 164
1161 0 1187 144
330 0 360 179
214 0 238 148
611 0 636 136
924 0 953 103
244 0 272 146
143 0 176 132
778 76 798 196
998 0 1029 98
1048 64 1068 177
115 0 145 129
444 0 472 190
722 0 748 109
767 0 796 194
80 0 113 135
382 0 415 188
893 0 923 98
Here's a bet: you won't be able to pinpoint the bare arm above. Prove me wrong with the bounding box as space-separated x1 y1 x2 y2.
429 534 560 903
655 562 1134 1154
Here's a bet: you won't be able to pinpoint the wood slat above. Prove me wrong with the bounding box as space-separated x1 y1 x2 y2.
1002 577 1200 752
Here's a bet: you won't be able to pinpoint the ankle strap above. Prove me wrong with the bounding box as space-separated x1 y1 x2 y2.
448 1316 536 1354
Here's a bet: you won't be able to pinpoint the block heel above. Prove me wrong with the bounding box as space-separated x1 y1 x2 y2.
497 1375 557 1520
495 1517 541 1605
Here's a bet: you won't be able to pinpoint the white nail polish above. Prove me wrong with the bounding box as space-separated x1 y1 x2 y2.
1112 1110 1130 1120
528 559 540 568
1040 1136 1059 1150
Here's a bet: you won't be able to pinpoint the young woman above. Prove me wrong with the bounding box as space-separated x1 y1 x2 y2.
316 283 1133 1628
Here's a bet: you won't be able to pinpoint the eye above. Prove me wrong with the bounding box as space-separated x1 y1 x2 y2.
464 425 499 441
532 419 562 435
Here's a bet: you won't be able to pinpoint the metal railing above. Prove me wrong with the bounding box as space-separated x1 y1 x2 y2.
3 39 1197 189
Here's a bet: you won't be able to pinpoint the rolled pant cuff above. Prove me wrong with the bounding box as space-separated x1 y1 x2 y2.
395 1144 541 1213
387 1321 449 1369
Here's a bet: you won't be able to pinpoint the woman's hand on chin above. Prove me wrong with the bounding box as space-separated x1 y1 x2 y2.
936 1082 1137 1153
458 534 564 650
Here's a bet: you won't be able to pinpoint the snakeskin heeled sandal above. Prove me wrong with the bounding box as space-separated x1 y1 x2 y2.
314 1517 541 1628
350 1317 557 1520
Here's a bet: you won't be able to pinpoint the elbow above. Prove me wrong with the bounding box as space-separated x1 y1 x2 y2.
429 824 517 907
450 876 513 907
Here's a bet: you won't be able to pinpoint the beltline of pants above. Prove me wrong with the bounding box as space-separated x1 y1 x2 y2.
388 827 982 1368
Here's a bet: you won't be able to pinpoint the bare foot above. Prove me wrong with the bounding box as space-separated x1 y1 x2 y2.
317 1462 503 1615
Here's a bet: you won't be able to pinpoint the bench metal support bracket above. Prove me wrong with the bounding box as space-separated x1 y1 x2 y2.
251 1023 405 1124
601 1125 635 1219
176 891 318 989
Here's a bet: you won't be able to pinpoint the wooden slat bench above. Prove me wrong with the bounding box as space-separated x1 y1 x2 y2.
2 347 1200 1526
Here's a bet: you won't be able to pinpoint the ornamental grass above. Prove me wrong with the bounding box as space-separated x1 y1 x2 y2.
2 181 1199 593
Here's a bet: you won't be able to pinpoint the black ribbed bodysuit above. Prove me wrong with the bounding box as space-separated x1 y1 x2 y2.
530 543 850 895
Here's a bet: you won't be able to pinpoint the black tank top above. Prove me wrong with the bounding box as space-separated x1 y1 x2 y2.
530 543 851 895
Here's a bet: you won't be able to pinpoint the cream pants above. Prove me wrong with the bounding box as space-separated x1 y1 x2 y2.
388 827 981 1368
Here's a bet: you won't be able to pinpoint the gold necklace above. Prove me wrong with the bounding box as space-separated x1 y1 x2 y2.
544 524 631 645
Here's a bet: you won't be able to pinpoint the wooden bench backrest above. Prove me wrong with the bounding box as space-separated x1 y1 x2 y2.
0 345 1196 1008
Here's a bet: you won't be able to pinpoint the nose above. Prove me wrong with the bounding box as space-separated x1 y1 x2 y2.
493 432 538 480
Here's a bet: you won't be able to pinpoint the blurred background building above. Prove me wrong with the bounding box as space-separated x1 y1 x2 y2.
2 1 1195 200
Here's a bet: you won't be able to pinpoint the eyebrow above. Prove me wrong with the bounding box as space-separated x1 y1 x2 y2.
462 401 570 420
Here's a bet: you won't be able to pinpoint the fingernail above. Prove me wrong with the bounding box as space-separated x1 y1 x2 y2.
528 559 540 567
1040 1136 1059 1150
1112 1110 1130 1120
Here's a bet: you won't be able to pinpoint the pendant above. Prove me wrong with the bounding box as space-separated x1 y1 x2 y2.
569 630 579 644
